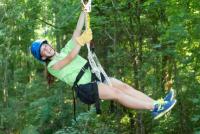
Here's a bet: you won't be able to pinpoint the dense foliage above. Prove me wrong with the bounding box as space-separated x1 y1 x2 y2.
0 0 199 133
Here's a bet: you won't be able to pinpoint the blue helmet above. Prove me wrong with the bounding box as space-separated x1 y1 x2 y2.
30 39 48 62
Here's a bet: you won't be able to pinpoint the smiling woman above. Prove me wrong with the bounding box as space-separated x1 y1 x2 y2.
40 43 55 61
30 40 55 62
30 9 176 121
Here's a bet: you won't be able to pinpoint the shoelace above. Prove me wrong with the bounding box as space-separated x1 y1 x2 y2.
157 98 165 104
157 98 166 111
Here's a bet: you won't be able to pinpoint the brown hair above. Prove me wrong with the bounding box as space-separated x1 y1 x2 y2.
45 59 55 86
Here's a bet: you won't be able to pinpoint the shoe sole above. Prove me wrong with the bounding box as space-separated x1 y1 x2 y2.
154 99 177 120
165 89 175 101
170 89 175 101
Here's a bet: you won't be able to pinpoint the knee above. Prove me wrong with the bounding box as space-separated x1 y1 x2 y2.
110 77 129 89
118 82 130 91
123 83 130 90
112 88 123 101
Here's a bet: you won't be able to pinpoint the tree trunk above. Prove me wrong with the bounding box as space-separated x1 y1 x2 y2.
135 0 145 133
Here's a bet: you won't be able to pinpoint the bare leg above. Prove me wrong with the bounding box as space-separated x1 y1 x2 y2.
98 83 154 110
109 78 154 103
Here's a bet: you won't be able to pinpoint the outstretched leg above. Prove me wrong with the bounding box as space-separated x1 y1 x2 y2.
109 77 154 103
98 83 154 110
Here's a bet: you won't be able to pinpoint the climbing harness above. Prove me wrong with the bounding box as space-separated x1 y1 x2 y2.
71 61 102 121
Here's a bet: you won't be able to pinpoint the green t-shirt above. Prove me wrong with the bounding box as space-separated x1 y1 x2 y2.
47 39 92 86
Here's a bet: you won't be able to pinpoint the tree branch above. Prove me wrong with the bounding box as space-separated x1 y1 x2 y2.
36 18 59 29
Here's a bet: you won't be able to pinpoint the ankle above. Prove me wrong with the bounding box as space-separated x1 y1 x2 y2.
152 101 159 112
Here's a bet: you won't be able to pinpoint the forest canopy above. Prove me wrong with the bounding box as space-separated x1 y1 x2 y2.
0 0 200 133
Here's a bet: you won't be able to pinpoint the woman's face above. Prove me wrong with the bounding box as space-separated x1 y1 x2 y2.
40 43 55 60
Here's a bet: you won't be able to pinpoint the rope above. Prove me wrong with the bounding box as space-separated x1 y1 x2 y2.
81 0 92 13
82 1 112 86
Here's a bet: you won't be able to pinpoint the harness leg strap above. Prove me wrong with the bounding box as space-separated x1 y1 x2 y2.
93 80 101 114
72 86 77 122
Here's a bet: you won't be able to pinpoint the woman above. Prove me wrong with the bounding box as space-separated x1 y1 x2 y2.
30 11 176 120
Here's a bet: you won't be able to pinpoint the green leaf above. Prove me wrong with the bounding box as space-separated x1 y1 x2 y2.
21 125 39 134
191 115 200 122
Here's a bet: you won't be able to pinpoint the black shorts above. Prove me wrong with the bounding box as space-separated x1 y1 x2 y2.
75 82 99 105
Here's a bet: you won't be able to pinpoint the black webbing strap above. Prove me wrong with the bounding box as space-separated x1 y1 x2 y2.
73 62 90 88
72 62 90 121
71 87 76 121
88 61 101 114
95 95 101 114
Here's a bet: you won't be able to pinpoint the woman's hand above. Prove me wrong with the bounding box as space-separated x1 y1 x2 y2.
76 28 92 46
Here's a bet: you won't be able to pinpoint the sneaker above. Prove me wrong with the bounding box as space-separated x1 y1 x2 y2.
152 99 177 120
164 89 175 101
